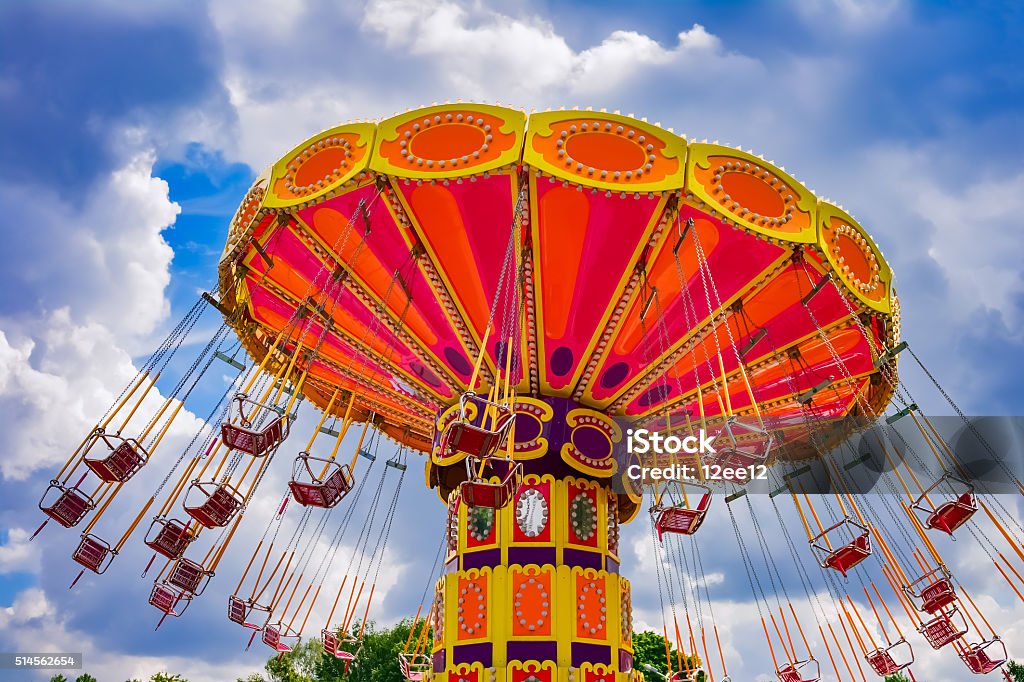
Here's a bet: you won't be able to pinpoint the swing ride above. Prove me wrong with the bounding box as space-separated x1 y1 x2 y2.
33 103 1023 681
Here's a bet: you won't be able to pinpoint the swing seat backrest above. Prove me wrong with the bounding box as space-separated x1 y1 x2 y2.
40 483 95 528
84 436 148 483
460 461 522 510
184 482 243 528
228 595 269 630
149 582 189 617
227 595 248 626
919 577 957 614
919 609 967 649
926 493 977 536
72 534 114 574
168 557 207 595
144 517 194 560
322 629 340 655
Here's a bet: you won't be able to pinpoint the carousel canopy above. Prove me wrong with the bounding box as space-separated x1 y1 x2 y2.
218 103 898 455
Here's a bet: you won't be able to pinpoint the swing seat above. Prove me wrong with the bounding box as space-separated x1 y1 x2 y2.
221 393 290 457
911 474 977 537
227 595 271 630
437 392 515 460
144 516 196 560
167 557 210 595
71 533 115 574
399 652 431 682
919 577 957 614
83 432 149 483
459 457 522 510
959 638 1007 674
865 638 913 676
926 493 977 535
322 629 358 672
652 489 712 541
904 565 958 614
821 534 871 575
810 517 871 577
148 581 191 617
288 454 354 508
919 608 967 649
776 658 820 682
184 481 243 528
39 481 96 528
262 622 300 653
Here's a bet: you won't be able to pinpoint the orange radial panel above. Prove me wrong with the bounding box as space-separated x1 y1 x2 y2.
371 103 526 179
524 110 687 192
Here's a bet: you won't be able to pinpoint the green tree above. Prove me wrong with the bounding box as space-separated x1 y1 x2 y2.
884 674 910 682
237 675 266 682
150 674 188 682
630 630 703 681
75 676 98 682
49 676 68 682
1006 660 1024 682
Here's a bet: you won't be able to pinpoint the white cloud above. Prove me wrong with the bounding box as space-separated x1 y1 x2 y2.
792 0 906 32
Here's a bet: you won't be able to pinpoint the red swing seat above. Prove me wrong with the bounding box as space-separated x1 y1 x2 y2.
322 629 358 672
810 517 872 577
221 393 290 457
71 533 115 574
39 481 96 528
905 565 957 614
144 516 196 560
288 453 354 508
959 638 1007 674
228 595 271 630
919 607 968 649
911 474 977 537
652 483 712 541
399 652 431 682
459 456 522 510
83 431 149 483
184 480 244 528
167 557 211 596
262 622 300 653
776 657 820 682
865 638 914 676
437 392 515 460
148 581 192 617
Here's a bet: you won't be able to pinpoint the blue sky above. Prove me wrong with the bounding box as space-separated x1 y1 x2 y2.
1 1 1022 680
